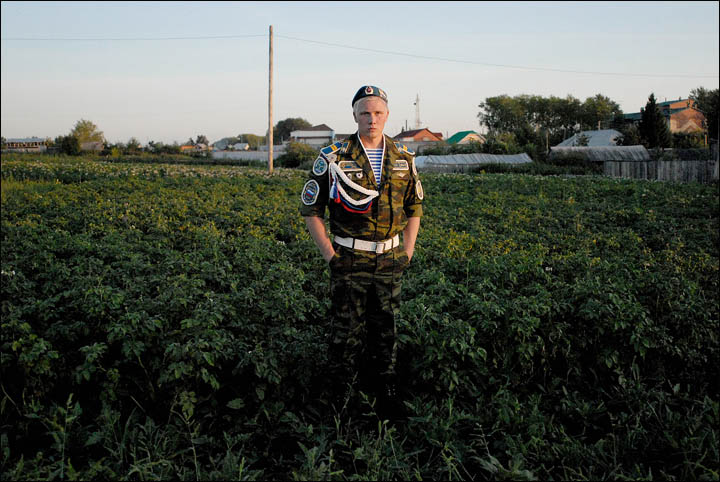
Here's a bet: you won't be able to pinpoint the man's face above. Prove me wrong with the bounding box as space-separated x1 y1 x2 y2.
353 97 389 139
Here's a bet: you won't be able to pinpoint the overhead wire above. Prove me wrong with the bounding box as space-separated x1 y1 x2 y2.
0 34 266 41
276 34 719 79
2 32 717 79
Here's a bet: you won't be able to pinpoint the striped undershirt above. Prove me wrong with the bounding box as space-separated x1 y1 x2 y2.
366 148 383 183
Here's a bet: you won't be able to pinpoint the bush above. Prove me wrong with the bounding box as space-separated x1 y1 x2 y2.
546 152 603 173
672 132 706 149
58 135 81 156
276 142 319 169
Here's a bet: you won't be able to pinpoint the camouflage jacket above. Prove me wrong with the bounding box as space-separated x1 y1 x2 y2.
299 132 424 241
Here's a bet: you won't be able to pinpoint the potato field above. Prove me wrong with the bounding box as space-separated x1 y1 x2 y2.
1 155 718 480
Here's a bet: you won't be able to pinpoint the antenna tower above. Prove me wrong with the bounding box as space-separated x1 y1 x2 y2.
414 94 421 129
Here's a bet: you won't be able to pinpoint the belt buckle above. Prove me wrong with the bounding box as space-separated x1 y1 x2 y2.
375 241 385 254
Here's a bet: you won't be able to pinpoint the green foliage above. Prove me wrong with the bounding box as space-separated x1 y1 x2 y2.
271 118 313 145
639 93 673 148
56 135 81 156
690 86 719 141
69 119 104 145
574 133 590 146
1 155 718 480
276 142 319 169
478 93 623 146
238 134 266 150
672 132 706 148
147 141 182 155
617 123 642 146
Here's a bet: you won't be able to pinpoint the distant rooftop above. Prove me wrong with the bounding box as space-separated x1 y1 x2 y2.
306 124 333 131
6 137 47 143
446 130 482 144
556 129 622 147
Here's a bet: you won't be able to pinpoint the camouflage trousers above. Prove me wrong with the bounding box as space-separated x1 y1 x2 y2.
327 241 410 395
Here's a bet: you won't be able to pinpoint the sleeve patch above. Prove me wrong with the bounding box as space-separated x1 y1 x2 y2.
416 180 424 200
301 180 320 205
312 156 328 176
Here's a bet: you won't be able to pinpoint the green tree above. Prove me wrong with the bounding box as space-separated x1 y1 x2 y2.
58 135 81 155
1 137 6 149
580 94 623 131
575 133 590 146
70 119 104 145
617 124 642 146
690 86 719 141
239 134 266 150
270 118 312 145
276 141 319 168
639 93 672 148
126 137 141 153
195 134 209 146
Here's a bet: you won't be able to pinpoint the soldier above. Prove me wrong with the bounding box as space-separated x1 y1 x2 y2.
299 85 424 416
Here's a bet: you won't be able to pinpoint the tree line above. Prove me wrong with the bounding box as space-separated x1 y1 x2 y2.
461 87 718 160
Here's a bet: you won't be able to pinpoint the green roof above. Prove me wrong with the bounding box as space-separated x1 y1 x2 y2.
657 98 689 107
446 130 480 144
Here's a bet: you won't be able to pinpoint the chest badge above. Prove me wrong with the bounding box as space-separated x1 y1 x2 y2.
339 160 362 171
392 160 409 171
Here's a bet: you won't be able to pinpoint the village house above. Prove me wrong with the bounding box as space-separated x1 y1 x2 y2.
446 130 486 145
80 141 104 152
624 98 706 134
4 137 48 152
290 124 335 146
180 143 208 152
394 128 443 143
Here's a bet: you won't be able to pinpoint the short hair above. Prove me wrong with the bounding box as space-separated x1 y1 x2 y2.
353 96 389 116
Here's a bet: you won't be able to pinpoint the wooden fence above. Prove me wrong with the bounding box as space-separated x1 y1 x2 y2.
603 159 718 184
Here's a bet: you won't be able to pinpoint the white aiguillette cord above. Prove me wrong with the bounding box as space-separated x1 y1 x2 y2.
329 162 379 206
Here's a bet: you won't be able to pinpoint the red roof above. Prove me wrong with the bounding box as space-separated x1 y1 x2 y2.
393 128 442 141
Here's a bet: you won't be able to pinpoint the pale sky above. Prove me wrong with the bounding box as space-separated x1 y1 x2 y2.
1 1 718 144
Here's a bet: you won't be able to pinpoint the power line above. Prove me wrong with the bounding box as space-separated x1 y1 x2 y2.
3 31 717 79
276 34 719 79
0 34 265 41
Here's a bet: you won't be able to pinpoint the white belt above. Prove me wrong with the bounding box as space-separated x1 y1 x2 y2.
334 234 400 254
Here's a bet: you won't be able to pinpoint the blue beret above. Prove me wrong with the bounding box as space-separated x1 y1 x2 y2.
352 85 388 107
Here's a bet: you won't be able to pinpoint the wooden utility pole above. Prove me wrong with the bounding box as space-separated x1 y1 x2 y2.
268 25 274 174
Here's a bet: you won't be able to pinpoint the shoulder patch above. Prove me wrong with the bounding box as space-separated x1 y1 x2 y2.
321 141 344 156
415 180 424 200
312 156 328 176
393 142 415 156
301 180 320 205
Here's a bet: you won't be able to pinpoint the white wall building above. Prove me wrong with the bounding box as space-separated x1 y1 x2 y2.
290 124 335 146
